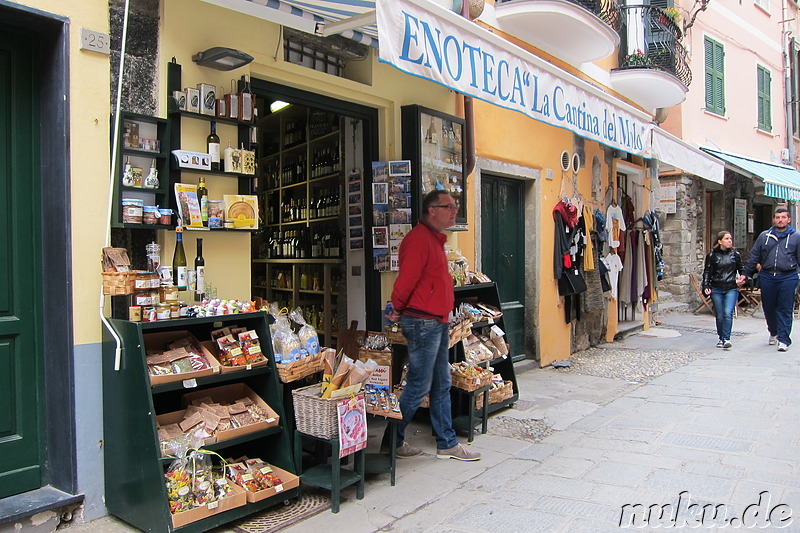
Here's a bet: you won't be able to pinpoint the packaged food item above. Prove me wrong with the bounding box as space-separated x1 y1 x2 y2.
237 330 264 363
289 307 320 356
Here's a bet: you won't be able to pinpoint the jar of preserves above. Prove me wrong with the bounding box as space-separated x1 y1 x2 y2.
156 302 171 321
160 283 179 302
142 206 160 225
169 302 180 319
133 290 155 307
121 198 143 224
142 306 157 322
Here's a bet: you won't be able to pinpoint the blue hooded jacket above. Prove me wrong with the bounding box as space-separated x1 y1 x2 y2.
743 225 800 277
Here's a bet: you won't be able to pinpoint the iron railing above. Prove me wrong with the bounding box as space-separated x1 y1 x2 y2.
616 5 692 87
496 0 622 31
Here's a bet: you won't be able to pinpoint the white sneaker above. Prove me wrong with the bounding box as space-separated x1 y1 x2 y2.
723 340 732 349
769 336 778 345
778 342 789 352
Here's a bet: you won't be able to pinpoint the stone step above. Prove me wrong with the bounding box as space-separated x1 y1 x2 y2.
653 301 690 315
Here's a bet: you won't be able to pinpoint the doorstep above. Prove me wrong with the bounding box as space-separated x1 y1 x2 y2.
615 320 644 340
0 486 84 526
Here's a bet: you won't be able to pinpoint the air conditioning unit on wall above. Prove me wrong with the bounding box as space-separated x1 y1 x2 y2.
781 148 791 164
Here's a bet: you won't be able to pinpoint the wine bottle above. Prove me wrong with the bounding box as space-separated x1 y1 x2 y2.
208 121 221 171
172 227 187 290
194 238 205 302
197 177 208 226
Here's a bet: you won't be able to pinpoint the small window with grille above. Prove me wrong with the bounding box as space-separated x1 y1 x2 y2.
283 28 369 81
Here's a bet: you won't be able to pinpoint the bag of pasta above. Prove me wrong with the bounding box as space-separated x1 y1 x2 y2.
290 307 320 356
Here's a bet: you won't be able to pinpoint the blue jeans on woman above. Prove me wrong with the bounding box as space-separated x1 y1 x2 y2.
393 315 458 450
710 287 738 341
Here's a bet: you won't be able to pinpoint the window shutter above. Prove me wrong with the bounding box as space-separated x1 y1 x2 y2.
704 37 725 115
757 65 771 131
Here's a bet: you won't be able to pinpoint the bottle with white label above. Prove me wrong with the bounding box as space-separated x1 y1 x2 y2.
172 226 187 290
207 121 221 171
194 238 205 302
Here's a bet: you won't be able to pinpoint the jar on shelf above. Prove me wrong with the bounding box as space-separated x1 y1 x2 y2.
169 302 180 319
142 206 160 225
158 209 173 225
122 198 143 224
159 283 179 302
155 302 171 321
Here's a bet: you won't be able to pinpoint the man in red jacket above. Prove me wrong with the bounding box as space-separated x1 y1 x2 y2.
383 190 481 461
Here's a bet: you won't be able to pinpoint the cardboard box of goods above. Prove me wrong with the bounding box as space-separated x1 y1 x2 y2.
242 465 300 503
181 383 279 440
144 331 221 386
201 340 269 374
170 480 246 529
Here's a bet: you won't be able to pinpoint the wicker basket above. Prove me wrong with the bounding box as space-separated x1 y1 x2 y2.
101 270 141 296
448 319 472 348
476 380 513 409
384 327 406 345
292 383 340 439
357 348 392 367
450 369 493 392
276 352 324 383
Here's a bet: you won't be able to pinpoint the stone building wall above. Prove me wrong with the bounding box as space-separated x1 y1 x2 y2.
656 174 707 304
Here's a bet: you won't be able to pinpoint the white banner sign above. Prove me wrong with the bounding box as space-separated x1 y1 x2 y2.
377 0 652 156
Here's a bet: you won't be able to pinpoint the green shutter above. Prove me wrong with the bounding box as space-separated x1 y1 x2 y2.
704 37 725 115
757 65 771 131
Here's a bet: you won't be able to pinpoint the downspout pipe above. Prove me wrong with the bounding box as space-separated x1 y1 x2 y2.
460 1 476 176
782 0 795 165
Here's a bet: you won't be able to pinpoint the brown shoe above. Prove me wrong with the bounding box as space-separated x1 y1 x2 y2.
394 441 422 458
436 444 481 461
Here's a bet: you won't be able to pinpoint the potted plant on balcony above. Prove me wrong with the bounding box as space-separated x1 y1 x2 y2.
622 50 652 68
660 7 680 25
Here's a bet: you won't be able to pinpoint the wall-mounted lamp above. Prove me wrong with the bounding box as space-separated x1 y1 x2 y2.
192 47 254 71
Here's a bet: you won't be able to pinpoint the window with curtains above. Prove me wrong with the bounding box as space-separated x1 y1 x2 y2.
757 65 772 132
704 37 725 115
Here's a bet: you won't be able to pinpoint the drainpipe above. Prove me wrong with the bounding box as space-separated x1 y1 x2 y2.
459 1 476 176
783 3 795 166
103 0 131 371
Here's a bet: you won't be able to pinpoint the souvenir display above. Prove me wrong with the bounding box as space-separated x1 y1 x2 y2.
146 335 212 378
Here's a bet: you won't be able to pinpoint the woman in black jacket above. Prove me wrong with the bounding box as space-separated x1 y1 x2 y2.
702 231 744 348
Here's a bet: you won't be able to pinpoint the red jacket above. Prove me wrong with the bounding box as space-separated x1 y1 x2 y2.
391 219 453 323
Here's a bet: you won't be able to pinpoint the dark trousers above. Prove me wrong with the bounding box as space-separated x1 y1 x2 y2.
759 272 797 345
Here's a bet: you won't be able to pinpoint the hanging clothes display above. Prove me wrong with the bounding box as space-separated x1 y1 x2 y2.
643 210 664 281
606 202 626 248
602 252 623 299
581 206 595 271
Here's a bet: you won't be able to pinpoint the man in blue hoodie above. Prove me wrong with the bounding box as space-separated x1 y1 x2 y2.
738 207 800 352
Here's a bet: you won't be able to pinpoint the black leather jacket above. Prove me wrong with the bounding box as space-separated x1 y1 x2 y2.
702 248 744 291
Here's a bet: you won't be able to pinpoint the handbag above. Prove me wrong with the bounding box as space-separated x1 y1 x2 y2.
558 269 588 296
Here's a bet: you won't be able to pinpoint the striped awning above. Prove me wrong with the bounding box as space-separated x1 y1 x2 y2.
702 148 800 202
201 0 380 47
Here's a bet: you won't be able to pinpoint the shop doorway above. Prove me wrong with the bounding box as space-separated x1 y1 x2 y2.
0 28 44 498
249 79 381 334
480 174 526 361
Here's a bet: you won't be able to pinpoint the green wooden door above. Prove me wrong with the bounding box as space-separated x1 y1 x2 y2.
481 175 526 360
0 29 44 498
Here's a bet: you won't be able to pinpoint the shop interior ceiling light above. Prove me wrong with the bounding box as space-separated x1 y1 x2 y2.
270 101 291 113
192 47 254 71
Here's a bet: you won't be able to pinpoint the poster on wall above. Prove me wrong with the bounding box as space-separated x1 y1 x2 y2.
734 198 747 249
658 182 676 214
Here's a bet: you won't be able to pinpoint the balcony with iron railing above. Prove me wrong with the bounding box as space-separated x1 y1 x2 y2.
493 0 622 65
610 5 691 109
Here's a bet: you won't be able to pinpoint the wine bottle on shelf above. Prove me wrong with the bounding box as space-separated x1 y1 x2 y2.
172 226 187 291
198 177 208 226
194 238 205 302
207 121 221 171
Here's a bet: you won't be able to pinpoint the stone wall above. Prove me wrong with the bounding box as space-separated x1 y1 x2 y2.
110 0 160 115
656 174 707 304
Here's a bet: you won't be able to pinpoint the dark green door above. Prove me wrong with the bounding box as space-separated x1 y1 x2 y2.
481 175 526 360
0 29 44 498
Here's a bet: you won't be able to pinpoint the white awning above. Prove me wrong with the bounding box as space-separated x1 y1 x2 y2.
651 128 724 184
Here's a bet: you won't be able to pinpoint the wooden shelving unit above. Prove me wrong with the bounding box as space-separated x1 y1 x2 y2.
102 312 299 532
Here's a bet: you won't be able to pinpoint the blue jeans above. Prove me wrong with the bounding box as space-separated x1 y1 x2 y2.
759 272 797 346
710 288 738 341
393 316 458 450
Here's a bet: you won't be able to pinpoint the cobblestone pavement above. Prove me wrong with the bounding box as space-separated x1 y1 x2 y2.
59 311 800 533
